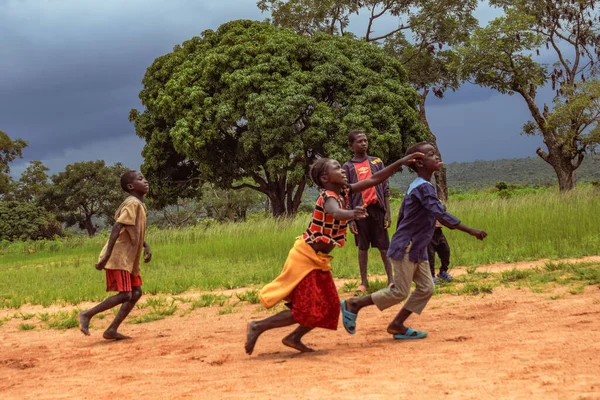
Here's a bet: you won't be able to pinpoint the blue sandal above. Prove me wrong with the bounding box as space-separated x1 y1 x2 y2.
392 327 428 340
340 300 357 335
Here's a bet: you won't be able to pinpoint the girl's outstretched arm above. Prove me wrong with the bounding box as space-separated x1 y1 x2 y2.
324 198 367 221
349 152 423 194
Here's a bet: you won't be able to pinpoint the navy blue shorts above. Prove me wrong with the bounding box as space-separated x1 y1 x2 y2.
353 204 390 251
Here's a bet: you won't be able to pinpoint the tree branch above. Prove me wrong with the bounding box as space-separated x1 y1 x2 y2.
549 30 573 79
368 26 407 42
536 147 550 162
573 152 585 168
231 182 261 191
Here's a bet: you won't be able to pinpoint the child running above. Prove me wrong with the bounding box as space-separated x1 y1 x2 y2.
78 170 151 340
341 142 487 340
244 152 423 355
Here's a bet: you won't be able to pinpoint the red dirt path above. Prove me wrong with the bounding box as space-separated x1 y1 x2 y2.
2 281 600 399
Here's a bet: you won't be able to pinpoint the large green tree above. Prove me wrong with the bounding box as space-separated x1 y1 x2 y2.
0 130 28 198
257 0 479 201
13 160 50 203
457 1 600 191
131 20 426 216
42 160 129 236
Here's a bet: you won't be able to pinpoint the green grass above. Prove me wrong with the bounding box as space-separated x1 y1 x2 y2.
18 323 35 331
45 310 80 330
434 261 600 297
129 297 177 324
235 289 260 304
0 188 599 308
189 294 229 310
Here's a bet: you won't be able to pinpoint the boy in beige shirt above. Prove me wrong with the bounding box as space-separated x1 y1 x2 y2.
78 171 151 340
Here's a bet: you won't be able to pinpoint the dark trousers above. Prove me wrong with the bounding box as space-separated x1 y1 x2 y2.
427 228 450 277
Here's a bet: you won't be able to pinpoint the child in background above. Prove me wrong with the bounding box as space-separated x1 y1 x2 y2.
341 143 487 340
343 130 393 292
244 151 423 355
78 171 152 340
428 220 453 284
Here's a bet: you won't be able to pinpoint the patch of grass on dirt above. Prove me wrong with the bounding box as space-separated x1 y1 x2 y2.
173 296 193 303
501 268 535 282
365 279 389 293
235 289 260 304
453 283 495 296
218 305 238 315
130 297 177 324
18 323 35 331
45 310 80 330
190 294 229 310
16 312 36 320
340 281 358 293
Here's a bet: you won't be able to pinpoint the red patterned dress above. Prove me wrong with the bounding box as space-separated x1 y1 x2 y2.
286 189 350 330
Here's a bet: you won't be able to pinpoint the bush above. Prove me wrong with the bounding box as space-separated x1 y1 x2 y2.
0 200 62 241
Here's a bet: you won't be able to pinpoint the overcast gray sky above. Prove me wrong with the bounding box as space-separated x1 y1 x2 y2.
1 0 547 177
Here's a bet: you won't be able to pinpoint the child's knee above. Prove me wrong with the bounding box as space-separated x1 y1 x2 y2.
131 287 142 302
389 284 409 303
120 291 133 302
421 281 434 299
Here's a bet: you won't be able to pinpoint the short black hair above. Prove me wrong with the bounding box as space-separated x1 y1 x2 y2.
120 170 139 193
348 130 366 145
309 158 331 188
405 142 432 172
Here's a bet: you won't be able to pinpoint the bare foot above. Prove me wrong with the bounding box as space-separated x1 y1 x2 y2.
245 322 262 355
103 329 131 340
282 336 315 353
78 312 90 336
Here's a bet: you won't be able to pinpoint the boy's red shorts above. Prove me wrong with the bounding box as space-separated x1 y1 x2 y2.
105 269 142 292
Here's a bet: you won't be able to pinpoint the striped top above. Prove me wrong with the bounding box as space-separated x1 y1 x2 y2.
303 188 350 247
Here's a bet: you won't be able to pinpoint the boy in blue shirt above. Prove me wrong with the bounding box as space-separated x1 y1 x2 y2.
340 142 487 340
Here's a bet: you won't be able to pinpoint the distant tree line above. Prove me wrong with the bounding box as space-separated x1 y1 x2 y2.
0 131 267 241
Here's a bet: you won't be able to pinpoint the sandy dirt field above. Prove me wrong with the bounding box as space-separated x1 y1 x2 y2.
1 258 600 400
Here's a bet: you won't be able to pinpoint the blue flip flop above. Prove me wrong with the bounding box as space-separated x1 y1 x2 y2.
392 327 428 340
340 300 357 335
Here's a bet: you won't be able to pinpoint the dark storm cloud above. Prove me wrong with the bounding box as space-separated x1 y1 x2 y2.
1 0 263 172
0 0 562 177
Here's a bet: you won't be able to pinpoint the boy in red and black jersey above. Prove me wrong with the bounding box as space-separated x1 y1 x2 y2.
343 130 393 293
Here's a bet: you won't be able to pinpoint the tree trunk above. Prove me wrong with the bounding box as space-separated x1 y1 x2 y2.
537 147 578 192
419 89 448 202
518 88 581 192
268 191 287 217
286 180 306 216
84 216 97 237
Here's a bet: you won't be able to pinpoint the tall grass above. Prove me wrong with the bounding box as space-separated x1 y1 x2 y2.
0 187 599 308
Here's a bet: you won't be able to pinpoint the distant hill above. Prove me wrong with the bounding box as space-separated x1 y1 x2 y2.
386 154 600 192
303 154 600 200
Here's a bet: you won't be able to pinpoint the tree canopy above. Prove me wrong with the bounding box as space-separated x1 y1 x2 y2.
0 130 28 198
131 20 426 216
13 160 50 203
256 0 478 201
42 160 129 236
457 0 600 191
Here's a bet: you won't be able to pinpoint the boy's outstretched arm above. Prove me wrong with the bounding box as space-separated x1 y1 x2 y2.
439 221 487 240
416 185 487 240
95 222 123 270
350 152 423 194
